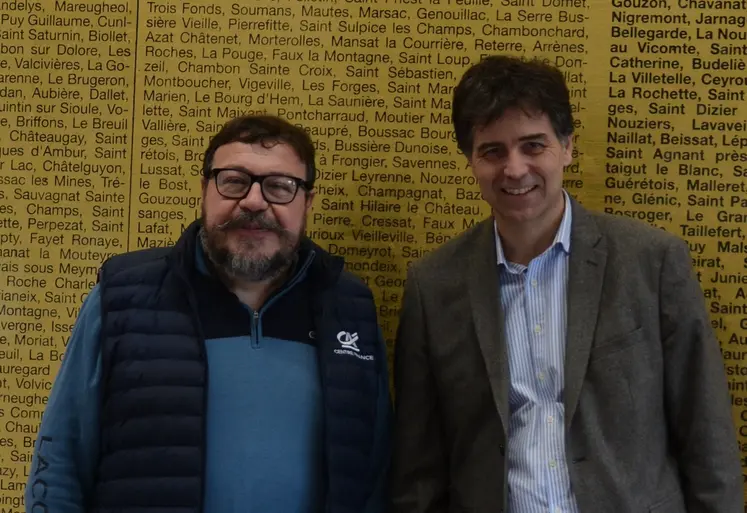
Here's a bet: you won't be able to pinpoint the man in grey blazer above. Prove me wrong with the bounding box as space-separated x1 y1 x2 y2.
390 55 743 513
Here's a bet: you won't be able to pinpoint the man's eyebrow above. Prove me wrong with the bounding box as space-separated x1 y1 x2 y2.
475 132 550 153
213 166 300 178
211 164 250 171
474 141 502 154
518 132 549 141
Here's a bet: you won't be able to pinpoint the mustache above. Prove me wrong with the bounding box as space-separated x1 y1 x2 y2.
217 211 284 234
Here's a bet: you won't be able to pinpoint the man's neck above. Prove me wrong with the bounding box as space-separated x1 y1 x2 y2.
497 197 565 266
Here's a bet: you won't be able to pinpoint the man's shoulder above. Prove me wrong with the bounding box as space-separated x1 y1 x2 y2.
307 241 375 301
99 247 172 282
586 208 683 253
409 217 492 276
336 268 375 301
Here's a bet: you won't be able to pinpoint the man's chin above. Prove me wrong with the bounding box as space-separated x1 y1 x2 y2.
496 205 538 222
496 200 564 227
228 243 277 261
224 229 278 249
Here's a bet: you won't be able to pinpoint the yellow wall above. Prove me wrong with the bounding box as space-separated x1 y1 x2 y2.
1 0 746 508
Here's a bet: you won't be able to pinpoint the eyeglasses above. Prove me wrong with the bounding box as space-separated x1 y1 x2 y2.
211 168 312 205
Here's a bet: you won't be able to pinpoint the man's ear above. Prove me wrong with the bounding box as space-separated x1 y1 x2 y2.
561 136 574 167
466 154 477 177
201 175 210 204
305 189 316 213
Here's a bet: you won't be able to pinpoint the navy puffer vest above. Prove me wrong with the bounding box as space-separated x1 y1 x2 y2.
91 220 384 513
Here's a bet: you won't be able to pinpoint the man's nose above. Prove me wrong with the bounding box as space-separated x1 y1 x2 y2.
503 152 530 180
237 183 268 211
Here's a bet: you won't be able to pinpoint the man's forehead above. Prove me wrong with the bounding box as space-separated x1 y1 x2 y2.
213 142 301 164
483 107 551 127
214 140 294 156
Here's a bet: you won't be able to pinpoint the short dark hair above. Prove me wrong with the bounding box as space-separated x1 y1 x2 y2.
452 55 574 156
202 115 316 188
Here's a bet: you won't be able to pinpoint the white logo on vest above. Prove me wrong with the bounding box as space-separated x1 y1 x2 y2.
334 331 374 361
337 331 360 351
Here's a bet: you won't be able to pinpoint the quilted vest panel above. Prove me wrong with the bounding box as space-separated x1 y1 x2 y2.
94 249 205 513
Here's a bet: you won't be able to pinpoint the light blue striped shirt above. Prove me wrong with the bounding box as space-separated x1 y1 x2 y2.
494 191 580 513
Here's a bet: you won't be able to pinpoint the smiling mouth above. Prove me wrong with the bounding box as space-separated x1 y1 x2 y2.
502 186 536 196
233 225 272 234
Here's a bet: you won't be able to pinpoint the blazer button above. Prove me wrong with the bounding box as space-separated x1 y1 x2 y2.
499 444 505 455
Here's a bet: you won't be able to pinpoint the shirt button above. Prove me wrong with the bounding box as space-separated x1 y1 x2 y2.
538 372 546 381
549 459 557 468
547 416 554 424
531 279 538 287
534 324 541 334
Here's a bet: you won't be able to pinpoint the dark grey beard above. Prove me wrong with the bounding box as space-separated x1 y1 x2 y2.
199 213 299 283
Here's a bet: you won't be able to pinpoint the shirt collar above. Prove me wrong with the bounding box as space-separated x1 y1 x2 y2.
494 189 572 267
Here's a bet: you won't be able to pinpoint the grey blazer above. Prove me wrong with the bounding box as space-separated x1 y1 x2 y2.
390 197 742 513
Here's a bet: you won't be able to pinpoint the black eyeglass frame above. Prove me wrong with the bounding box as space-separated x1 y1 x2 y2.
210 167 313 205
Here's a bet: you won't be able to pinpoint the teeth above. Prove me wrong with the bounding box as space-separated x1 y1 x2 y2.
503 187 533 195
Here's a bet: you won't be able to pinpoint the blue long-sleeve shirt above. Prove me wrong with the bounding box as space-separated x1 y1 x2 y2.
496 191 580 513
25 247 391 513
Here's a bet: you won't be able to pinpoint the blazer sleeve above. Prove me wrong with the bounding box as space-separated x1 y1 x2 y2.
659 238 743 513
390 265 449 513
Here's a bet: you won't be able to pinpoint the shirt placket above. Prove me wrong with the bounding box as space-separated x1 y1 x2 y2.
527 257 558 513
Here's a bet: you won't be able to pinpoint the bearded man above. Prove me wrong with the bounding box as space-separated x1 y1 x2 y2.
26 115 391 513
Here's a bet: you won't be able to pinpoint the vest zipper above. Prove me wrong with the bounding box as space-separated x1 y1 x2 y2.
251 251 317 349
252 310 260 348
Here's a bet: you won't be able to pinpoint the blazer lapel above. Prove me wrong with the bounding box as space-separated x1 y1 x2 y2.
466 220 511 432
563 199 607 428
